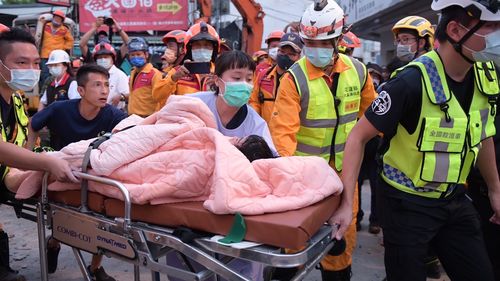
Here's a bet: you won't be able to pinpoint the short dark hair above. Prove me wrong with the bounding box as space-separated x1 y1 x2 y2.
0 28 37 61
76 64 110 86
435 6 476 42
97 30 108 37
214 50 256 77
236 135 275 162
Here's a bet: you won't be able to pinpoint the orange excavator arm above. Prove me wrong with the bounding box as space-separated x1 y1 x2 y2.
198 0 212 23
231 0 265 54
198 0 265 54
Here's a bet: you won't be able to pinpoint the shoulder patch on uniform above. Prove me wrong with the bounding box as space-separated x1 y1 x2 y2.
371 90 391 115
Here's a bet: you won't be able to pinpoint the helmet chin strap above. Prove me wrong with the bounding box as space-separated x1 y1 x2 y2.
412 39 421 61
446 21 485 64
332 38 340 55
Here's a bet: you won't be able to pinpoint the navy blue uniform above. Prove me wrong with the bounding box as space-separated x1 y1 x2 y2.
31 99 127 150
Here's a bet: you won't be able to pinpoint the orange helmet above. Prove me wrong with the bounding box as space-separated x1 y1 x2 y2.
52 10 66 20
93 42 116 60
265 30 284 44
219 38 232 53
340 32 361 49
162 30 186 46
252 50 268 62
0 24 9 33
185 22 220 52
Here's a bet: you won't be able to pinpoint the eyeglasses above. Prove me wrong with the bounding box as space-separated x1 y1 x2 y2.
278 49 300 57
394 37 418 45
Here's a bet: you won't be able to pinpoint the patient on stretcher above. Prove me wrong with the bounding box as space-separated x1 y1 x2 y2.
6 95 342 216
233 135 275 162
5 134 274 190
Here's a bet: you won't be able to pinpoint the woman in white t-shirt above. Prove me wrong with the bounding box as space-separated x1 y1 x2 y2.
166 51 276 281
189 50 278 156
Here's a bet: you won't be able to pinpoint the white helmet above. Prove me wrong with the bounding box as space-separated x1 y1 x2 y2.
299 0 345 40
431 0 500 21
46 50 70 65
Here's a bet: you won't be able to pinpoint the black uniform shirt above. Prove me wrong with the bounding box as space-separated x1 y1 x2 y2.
0 94 15 141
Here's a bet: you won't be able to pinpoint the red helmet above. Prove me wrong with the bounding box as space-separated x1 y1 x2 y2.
339 32 361 49
93 42 116 61
265 30 284 44
0 24 9 33
52 10 66 20
162 30 186 46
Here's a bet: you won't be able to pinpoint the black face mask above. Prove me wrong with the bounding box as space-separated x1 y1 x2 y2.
277 54 295 70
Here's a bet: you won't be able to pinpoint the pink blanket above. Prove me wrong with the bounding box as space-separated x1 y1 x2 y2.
11 95 342 215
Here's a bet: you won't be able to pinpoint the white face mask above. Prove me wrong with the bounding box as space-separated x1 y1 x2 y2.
191 48 213 62
96 58 113 70
49 66 64 77
465 29 500 66
268 47 278 60
163 48 177 65
0 60 40 92
396 43 416 62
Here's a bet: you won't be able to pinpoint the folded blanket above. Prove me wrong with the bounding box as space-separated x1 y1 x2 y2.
10 95 343 215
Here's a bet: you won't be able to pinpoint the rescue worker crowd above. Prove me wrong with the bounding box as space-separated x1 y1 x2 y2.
0 0 499 280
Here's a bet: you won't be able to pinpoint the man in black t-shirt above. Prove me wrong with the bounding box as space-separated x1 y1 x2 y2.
27 64 125 281
330 1 500 281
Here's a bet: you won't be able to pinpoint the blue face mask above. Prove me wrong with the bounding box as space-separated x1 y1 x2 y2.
303 46 334 68
129 57 146 68
222 81 253 108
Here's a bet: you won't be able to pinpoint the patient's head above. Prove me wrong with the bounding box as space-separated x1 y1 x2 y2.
234 135 275 162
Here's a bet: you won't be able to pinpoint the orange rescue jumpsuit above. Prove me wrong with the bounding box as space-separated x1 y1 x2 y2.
128 63 167 117
249 65 282 124
269 57 376 272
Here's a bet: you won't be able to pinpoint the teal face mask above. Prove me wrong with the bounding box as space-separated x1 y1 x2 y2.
304 46 334 68
221 81 253 108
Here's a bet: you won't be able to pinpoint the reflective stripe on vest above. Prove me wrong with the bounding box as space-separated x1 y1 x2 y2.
382 51 498 198
1 93 29 181
288 54 363 171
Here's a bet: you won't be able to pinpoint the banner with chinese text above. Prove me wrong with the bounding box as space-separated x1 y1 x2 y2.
79 0 188 32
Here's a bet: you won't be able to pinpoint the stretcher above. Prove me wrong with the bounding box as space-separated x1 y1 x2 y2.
5 171 340 281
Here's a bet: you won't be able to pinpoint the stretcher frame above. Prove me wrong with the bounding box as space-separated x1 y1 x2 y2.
23 171 335 281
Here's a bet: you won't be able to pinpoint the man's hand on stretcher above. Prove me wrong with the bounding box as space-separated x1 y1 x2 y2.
327 203 352 241
46 156 78 183
0 141 78 183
